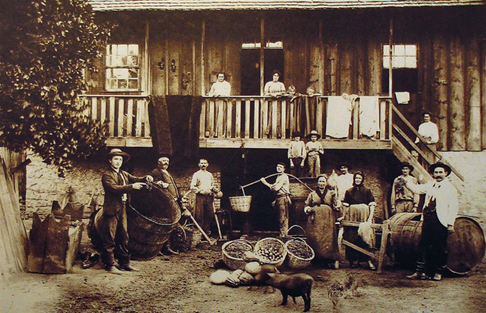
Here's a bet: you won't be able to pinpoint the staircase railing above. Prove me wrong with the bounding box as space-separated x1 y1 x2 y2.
391 103 464 182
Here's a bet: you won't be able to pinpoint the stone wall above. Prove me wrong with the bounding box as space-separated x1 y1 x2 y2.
25 151 221 218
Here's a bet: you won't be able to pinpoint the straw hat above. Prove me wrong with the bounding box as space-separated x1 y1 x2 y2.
108 148 130 162
306 130 321 139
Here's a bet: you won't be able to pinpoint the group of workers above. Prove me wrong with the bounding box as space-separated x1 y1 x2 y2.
93 149 221 275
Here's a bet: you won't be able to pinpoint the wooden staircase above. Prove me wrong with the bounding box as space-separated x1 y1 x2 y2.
391 104 464 193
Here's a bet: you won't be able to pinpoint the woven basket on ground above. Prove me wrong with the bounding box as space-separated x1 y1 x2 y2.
222 239 253 270
254 237 287 268
229 196 252 212
285 238 315 269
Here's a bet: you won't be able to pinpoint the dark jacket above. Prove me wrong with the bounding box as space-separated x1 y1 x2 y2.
102 168 146 216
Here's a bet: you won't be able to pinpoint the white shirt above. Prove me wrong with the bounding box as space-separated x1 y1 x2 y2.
416 121 439 144
208 81 231 97
336 173 354 201
406 177 458 227
191 170 214 194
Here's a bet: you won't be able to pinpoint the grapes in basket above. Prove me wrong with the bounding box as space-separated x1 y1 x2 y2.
287 241 312 259
225 241 252 259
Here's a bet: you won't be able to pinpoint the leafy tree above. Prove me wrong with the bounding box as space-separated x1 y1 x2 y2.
0 0 111 172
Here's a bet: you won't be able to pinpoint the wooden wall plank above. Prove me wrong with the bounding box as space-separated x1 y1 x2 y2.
449 36 466 151
481 40 486 150
433 35 449 151
253 99 260 138
367 39 381 96
235 100 242 138
117 99 124 137
109 97 115 136
466 37 482 151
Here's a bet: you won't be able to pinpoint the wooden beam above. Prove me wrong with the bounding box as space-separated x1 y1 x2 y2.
388 16 393 97
260 18 265 96
199 138 392 150
449 36 466 150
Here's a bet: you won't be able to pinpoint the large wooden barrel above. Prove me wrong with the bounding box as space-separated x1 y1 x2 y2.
305 205 340 260
388 213 485 274
127 184 181 260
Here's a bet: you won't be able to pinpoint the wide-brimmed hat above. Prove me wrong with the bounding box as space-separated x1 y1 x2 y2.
108 148 130 162
337 163 351 170
400 162 414 172
306 130 321 139
429 162 451 176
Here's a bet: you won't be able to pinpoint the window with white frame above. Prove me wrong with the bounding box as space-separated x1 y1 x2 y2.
383 44 417 69
105 44 140 91
382 44 418 93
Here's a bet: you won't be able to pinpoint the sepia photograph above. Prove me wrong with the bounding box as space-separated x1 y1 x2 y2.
1 0 485 312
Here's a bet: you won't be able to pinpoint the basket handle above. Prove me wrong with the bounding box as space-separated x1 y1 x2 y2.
286 224 307 237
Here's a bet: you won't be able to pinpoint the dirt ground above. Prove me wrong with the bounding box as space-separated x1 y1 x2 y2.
2 229 486 313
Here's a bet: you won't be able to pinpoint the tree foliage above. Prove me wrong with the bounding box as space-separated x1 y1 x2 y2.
0 0 111 171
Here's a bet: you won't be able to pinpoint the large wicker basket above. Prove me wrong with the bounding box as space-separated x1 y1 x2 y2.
229 196 252 212
254 237 287 268
222 239 253 270
285 238 315 269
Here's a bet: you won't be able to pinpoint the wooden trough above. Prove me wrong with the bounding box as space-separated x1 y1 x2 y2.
27 213 84 274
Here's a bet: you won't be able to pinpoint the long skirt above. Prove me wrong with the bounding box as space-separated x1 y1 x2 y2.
343 204 371 263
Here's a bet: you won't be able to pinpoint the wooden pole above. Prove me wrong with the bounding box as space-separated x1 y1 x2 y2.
260 18 265 96
145 20 150 95
481 40 486 150
201 20 206 96
388 15 393 97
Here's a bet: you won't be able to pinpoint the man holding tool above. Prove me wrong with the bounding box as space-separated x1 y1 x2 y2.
261 162 291 238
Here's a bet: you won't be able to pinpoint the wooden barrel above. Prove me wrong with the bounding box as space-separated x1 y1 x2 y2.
388 213 485 274
447 216 485 274
305 205 340 260
388 213 422 266
127 184 181 260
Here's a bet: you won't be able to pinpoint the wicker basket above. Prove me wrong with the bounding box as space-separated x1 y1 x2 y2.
285 238 315 270
229 196 252 212
222 239 253 270
254 237 287 268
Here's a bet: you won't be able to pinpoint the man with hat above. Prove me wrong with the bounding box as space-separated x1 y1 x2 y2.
151 154 181 204
403 162 458 281
288 131 306 177
99 148 153 274
390 162 419 215
305 130 324 178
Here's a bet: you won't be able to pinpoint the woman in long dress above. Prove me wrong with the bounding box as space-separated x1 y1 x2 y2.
304 175 341 268
342 171 376 270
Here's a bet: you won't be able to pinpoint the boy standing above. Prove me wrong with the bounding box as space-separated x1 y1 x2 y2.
305 130 324 177
288 131 306 177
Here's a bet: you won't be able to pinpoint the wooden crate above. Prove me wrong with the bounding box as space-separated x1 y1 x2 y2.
27 213 84 274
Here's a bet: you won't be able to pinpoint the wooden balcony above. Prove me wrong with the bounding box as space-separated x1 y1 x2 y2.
199 96 393 150
79 94 393 150
79 95 152 147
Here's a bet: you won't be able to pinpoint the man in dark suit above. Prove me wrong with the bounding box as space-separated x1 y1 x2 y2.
151 155 181 204
99 148 153 274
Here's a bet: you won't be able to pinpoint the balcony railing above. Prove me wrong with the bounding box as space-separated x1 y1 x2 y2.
79 95 152 147
200 96 392 149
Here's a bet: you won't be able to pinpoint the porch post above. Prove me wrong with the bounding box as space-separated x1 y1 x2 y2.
388 15 394 97
260 18 265 96
201 19 206 96
145 20 150 95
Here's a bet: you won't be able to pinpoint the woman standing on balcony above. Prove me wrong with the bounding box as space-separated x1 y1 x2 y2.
264 70 286 97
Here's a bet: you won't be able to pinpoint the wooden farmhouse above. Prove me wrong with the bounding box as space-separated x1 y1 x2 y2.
27 0 486 233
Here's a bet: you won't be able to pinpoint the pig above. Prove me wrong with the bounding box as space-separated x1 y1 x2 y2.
266 272 314 312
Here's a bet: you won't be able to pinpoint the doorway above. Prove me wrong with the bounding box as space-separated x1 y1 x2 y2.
240 48 284 96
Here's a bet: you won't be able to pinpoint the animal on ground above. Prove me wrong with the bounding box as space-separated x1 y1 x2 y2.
266 272 314 312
